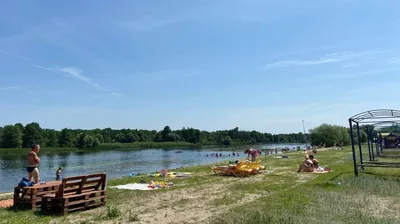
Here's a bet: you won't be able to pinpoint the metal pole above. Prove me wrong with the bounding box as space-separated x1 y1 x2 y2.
302 119 308 149
370 129 375 161
367 127 372 161
379 134 383 155
349 119 358 176
356 122 363 171
375 132 379 156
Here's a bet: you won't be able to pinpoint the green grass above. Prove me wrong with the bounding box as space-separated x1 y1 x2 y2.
1 147 400 223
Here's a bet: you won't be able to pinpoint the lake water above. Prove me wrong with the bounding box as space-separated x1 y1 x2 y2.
0 143 305 192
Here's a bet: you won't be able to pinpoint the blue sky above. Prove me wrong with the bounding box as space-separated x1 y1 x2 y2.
1 0 400 133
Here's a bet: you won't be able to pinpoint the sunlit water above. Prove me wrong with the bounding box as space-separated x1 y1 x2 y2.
0 143 305 192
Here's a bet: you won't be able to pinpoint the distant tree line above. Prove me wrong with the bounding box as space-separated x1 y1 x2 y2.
0 122 310 149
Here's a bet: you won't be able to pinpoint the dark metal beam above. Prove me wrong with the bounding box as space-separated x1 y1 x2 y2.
367 127 372 161
356 122 364 171
349 119 358 176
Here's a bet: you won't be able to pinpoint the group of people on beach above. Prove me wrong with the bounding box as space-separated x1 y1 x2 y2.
26 144 63 185
297 154 319 172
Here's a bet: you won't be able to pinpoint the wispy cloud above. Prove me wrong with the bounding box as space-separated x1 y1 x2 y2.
54 67 91 83
0 86 21 91
32 65 123 96
0 48 31 61
264 50 380 69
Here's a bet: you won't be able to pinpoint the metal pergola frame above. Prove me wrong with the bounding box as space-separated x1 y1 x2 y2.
349 109 400 176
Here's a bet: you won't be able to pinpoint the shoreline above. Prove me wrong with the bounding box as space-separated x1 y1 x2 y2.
0 150 295 195
0 146 328 194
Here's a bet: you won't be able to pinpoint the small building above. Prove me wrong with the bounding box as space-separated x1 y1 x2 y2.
382 132 400 148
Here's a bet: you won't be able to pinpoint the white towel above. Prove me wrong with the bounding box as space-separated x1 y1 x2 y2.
109 183 153 191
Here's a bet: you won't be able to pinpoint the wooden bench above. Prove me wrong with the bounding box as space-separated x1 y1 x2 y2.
41 173 107 215
13 181 61 211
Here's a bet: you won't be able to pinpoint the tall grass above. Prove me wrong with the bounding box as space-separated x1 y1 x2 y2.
211 175 400 224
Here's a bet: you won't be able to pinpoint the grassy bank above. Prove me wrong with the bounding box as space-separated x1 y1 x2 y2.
1 147 399 223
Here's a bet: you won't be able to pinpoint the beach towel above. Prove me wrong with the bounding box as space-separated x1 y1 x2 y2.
110 183 154 191
312 167 331 173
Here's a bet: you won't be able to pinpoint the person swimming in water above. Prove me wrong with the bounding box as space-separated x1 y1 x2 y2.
27 144 41 184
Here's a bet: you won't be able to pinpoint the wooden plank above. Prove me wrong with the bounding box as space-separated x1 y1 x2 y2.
63 190 105 199
63 175 88 181
84 179 102 185
30 181 61 189
64 182 84 188
65 195 106 207
84 173 105 179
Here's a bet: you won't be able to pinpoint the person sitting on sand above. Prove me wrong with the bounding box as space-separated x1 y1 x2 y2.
297 155 314 172
309 155 319 169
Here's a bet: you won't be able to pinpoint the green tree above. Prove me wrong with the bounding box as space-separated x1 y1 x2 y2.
59 128 74 147
352 128 368 144
2 125 23 148
309 124 351 147
0 127 4 147
44 130 58 147
161 126 172 141
75 133 100 148
153 132 164 142
94 133 104 143
14 123 24 134
164 132 181 141
222 136 232 145
22 122 43 148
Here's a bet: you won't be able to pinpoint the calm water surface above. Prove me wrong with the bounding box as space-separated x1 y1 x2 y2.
0 143 304 192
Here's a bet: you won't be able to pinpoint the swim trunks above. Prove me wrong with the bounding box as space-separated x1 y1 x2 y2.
27 166 36 173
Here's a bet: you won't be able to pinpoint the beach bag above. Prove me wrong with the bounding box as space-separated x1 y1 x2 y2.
18 177 34 187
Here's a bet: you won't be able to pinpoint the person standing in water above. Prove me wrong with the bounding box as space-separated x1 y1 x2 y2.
246 148 257 162
27 144 41 184
56 167 62 180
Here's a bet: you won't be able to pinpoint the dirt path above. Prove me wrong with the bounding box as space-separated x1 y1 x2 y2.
65 164 319 224
0 199 13 208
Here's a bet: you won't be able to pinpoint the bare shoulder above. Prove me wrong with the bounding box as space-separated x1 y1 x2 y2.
28 151 38 158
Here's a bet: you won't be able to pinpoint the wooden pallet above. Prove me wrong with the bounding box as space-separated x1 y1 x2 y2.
41 173 107 215
13 181 61 211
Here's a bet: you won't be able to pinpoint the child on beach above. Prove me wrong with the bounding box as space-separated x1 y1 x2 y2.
55 167 62 180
